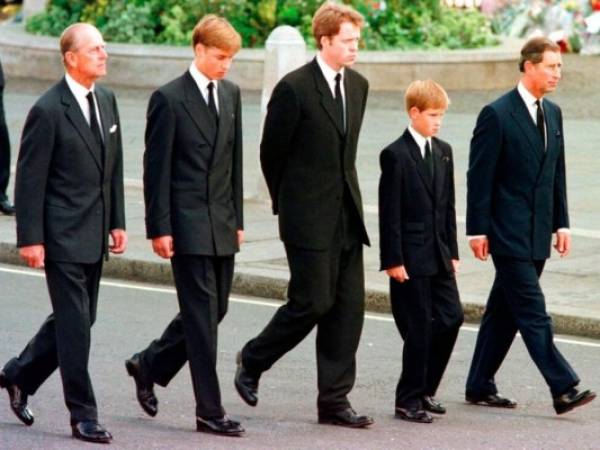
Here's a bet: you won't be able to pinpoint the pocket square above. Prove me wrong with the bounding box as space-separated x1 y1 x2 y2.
109 124 118 133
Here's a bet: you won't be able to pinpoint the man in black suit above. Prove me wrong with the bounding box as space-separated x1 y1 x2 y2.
125 15 244 437
0 59 16 214
378 80 463 423
465 36 595 415
235 2 373 428
0 24 126 443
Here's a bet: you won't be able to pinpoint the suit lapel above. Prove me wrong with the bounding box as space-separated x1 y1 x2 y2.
432 139 446 203
311 59 345 137
60 78 103 171
536 102 560 184
404 130 433 197
509 89 543 162
211 82 234 167
181 72 218 147
96 88 113 175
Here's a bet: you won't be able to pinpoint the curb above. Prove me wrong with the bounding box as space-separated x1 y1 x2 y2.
1 242 599 339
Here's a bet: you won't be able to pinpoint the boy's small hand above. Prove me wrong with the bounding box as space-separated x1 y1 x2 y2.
386 265 410 283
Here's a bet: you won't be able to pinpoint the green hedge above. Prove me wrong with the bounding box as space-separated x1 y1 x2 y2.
26 0 498 49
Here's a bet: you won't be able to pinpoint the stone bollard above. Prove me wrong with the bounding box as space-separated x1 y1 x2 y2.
22 0 48 19
254 25 306 201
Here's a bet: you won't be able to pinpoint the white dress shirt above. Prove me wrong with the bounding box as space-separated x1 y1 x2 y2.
316 53 346 111
189 63 219 113
65 72 103 137
517 81 545 145
407 125 432 159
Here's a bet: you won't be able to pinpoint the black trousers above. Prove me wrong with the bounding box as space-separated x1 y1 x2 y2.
136 254 233 418
466 256 579 398
391 271 463 408
3 260 103 423
0 84 11 200
241 222 365 412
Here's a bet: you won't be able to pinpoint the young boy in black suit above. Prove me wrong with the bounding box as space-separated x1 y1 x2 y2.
378 80 463 423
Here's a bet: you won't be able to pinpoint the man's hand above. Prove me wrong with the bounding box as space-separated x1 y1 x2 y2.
152 235 174 259
469 237 489 261
554 231 571 258
386 265 409 283
237 229 245 246
451 259 460 273
20 244 45 268
109 229 127 254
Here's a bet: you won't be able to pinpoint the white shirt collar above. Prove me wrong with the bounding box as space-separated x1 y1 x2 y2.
65 72 94 100
316 53 345 97
518 81 542 109
189 63 219 112
408 125 431 158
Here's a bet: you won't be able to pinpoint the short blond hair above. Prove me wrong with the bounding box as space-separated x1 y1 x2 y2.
192 14 241 53
312 1 364 50
405 80 449 112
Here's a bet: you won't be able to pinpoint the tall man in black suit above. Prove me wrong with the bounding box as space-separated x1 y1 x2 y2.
465 37 595 415
235 2 373 428
0 24 126 443
125 15 244 437
0 59 16 214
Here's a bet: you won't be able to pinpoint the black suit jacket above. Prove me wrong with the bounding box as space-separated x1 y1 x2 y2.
143 72 243 256
378 129 458 276
15 78 126 263
260 58 369 250
0 60 4 88
466 88 569 260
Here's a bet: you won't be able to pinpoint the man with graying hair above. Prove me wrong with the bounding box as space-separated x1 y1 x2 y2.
0 23 126 443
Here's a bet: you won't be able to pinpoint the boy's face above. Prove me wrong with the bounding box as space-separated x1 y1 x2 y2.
409 107 446 138
194 44 236 80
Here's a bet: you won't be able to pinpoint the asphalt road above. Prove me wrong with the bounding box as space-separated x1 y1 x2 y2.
0 264 599 449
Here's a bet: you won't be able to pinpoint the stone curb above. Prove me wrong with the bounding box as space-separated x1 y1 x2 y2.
1 242 598 339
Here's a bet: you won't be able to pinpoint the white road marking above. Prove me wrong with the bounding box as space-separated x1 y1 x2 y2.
2 265 599 348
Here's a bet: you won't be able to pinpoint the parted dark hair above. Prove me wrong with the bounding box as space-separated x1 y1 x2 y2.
519 36 560 72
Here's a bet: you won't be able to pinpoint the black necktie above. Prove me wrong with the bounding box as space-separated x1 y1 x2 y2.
334 73 345 132
207 81 218 126
424 140 434 177
535 99 545 149
86 91 104 149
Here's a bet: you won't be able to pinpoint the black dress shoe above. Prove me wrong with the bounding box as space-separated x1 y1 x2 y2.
125 356 158 417
0 371 34 426
196 415 245 436
234 351 259 407
395 406 433 424
422 396 446 414
71 421 113 443
318 407 374 428
465 393 517 408
553 387 596 415
0 199 15 215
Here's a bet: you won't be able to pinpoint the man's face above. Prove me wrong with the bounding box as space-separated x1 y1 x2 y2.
195 44 236 80
66 26 107 84
320 21 360 71
409 107 446 138
526 50 562 95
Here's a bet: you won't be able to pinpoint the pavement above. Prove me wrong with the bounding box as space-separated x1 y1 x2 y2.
1 71 600 338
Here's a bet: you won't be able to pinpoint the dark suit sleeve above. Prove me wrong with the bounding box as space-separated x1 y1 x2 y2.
260 80 300 214
466 105 502 236
446 145 459 259
552 107 569 231
109 92 126 231
143 89 175 238
232 85 244 229
378 147 404 270
15 105 54 247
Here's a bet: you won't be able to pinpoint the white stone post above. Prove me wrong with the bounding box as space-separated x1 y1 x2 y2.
254 26 306 200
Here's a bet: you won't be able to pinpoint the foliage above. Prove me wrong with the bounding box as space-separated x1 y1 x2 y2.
25 0 498 50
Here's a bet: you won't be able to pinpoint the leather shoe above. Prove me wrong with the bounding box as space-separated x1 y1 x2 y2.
553 387 596 415
196 415 244 436
234 351 259 407
422 396 446 414
125 355 158 417
465 393 517 408
71 421 113 443
0 199 15 215
395 406 433 424
0 371 34 426
318 407 374 428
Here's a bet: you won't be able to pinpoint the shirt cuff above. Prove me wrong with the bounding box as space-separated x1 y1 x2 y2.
467 235 487 241
556 228 570 234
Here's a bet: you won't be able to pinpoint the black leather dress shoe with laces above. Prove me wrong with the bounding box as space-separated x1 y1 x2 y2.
71 421 113 443
196 415 245 436
234 351 259 407
318 407 374 428
465 393 517 408
422 396 446 414
0 371 34 426
553 387 596 415
125 355 158 417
